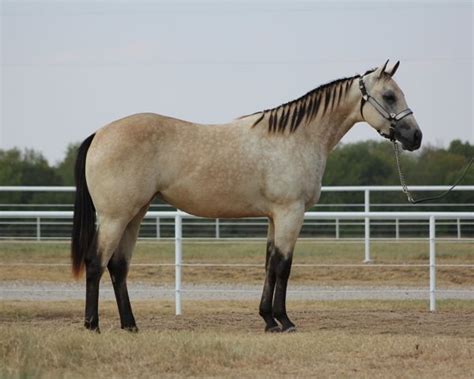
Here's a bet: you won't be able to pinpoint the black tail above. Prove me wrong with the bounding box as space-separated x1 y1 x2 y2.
71 133 96 278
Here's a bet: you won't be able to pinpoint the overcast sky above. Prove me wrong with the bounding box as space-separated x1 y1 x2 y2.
1 0 473 164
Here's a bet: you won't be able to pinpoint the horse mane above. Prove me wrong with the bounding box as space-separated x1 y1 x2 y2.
246 69 376 134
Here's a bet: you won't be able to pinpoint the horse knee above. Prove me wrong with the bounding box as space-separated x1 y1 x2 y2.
108 258 129 284
275 254 292 280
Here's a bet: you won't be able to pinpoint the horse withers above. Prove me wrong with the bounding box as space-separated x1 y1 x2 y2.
71 60 422 333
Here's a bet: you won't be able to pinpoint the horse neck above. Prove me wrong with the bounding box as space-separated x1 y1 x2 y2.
304 79 363 154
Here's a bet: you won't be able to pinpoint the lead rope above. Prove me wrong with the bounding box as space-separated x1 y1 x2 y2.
393 141 474 204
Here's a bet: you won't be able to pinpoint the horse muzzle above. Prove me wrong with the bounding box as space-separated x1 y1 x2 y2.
394 126 422 151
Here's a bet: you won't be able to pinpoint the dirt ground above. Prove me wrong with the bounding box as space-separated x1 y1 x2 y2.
1 239 473 378
1 300 473 378
2 299 473 337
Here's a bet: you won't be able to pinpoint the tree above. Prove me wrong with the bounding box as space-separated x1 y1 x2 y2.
0 148 62 206
56 143 80 186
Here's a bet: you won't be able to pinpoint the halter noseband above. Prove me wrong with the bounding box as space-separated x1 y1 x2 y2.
359 75 413 141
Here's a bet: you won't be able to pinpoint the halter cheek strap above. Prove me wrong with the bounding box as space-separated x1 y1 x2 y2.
358 76 413 140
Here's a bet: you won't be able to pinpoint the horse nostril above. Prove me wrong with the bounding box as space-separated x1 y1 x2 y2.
414 129 422 145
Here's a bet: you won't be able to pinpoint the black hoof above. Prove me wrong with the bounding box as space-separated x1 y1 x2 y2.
122 325 139 333
84 323 100 333
265 325 281 333
282 326 297 333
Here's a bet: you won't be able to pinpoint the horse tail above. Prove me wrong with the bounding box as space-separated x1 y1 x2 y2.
71 133 96 278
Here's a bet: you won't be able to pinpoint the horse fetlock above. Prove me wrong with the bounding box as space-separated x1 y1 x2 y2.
259 305 272 317
274 311 295 330
260 308 279 331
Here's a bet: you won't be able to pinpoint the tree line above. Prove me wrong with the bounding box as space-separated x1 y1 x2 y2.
0 139 473 208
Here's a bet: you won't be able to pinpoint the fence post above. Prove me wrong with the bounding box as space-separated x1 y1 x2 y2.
457 218 461 239
156 217 160 239
175 213 182 315
335 218 340 239
429 215 436 312
215 218 220 239
395 218 400 240
364 189 371 262
36 217 41 241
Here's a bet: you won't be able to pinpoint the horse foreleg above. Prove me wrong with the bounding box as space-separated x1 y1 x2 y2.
259 218 280 332
272 249 294 332
271 204 304 332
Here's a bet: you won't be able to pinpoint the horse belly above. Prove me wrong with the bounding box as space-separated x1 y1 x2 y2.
159 183 265 219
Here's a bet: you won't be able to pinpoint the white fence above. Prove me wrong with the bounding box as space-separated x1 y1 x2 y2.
1 185 474 244
1 186 473 313
0 209 473 314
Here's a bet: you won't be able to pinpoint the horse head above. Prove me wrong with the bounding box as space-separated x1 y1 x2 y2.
359 60 422 151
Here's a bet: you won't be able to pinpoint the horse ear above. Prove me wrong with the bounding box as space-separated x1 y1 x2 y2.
389 61 400 77
378 59 390 78
375 59 389 78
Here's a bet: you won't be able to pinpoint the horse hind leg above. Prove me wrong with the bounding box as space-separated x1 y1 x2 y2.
107 205 149 332
84 217 128 332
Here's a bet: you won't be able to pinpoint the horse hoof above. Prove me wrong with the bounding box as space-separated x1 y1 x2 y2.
265 325 281 333
282 326 297 333
85 326 100 334
123 326 139 333
84 323 100 333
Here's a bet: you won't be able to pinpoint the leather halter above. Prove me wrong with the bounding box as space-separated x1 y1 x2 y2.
359 75 413 141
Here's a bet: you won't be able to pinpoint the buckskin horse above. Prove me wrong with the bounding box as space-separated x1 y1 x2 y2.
71 60 422 333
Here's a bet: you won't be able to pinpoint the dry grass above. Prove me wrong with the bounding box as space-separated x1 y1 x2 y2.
0 240 472 287
1 300 473 378
1 241 472 377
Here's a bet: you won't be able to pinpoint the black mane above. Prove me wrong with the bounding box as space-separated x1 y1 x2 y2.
248 69 375 134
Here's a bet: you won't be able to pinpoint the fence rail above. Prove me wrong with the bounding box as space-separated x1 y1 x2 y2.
1 210 473 314
2 185 473 241
1 186 473 313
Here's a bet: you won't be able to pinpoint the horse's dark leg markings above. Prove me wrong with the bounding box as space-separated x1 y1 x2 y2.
108 257 137 332
106 203 148 332
84 241 103 332
272 247 295 332
267 204 304 333
259 241 280 332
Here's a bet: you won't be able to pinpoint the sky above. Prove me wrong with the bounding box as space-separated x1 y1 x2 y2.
1 0 473 164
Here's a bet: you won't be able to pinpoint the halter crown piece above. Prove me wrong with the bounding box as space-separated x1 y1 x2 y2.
358 75 413 141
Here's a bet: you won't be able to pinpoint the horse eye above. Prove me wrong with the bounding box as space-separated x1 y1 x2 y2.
383 93 396 103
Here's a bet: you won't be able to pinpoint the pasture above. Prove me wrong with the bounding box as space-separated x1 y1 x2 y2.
0 240 474 378
1 300 473 377
1 240 473 377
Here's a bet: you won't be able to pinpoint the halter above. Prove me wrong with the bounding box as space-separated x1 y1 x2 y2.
358 74 473 204
358 75 413 141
